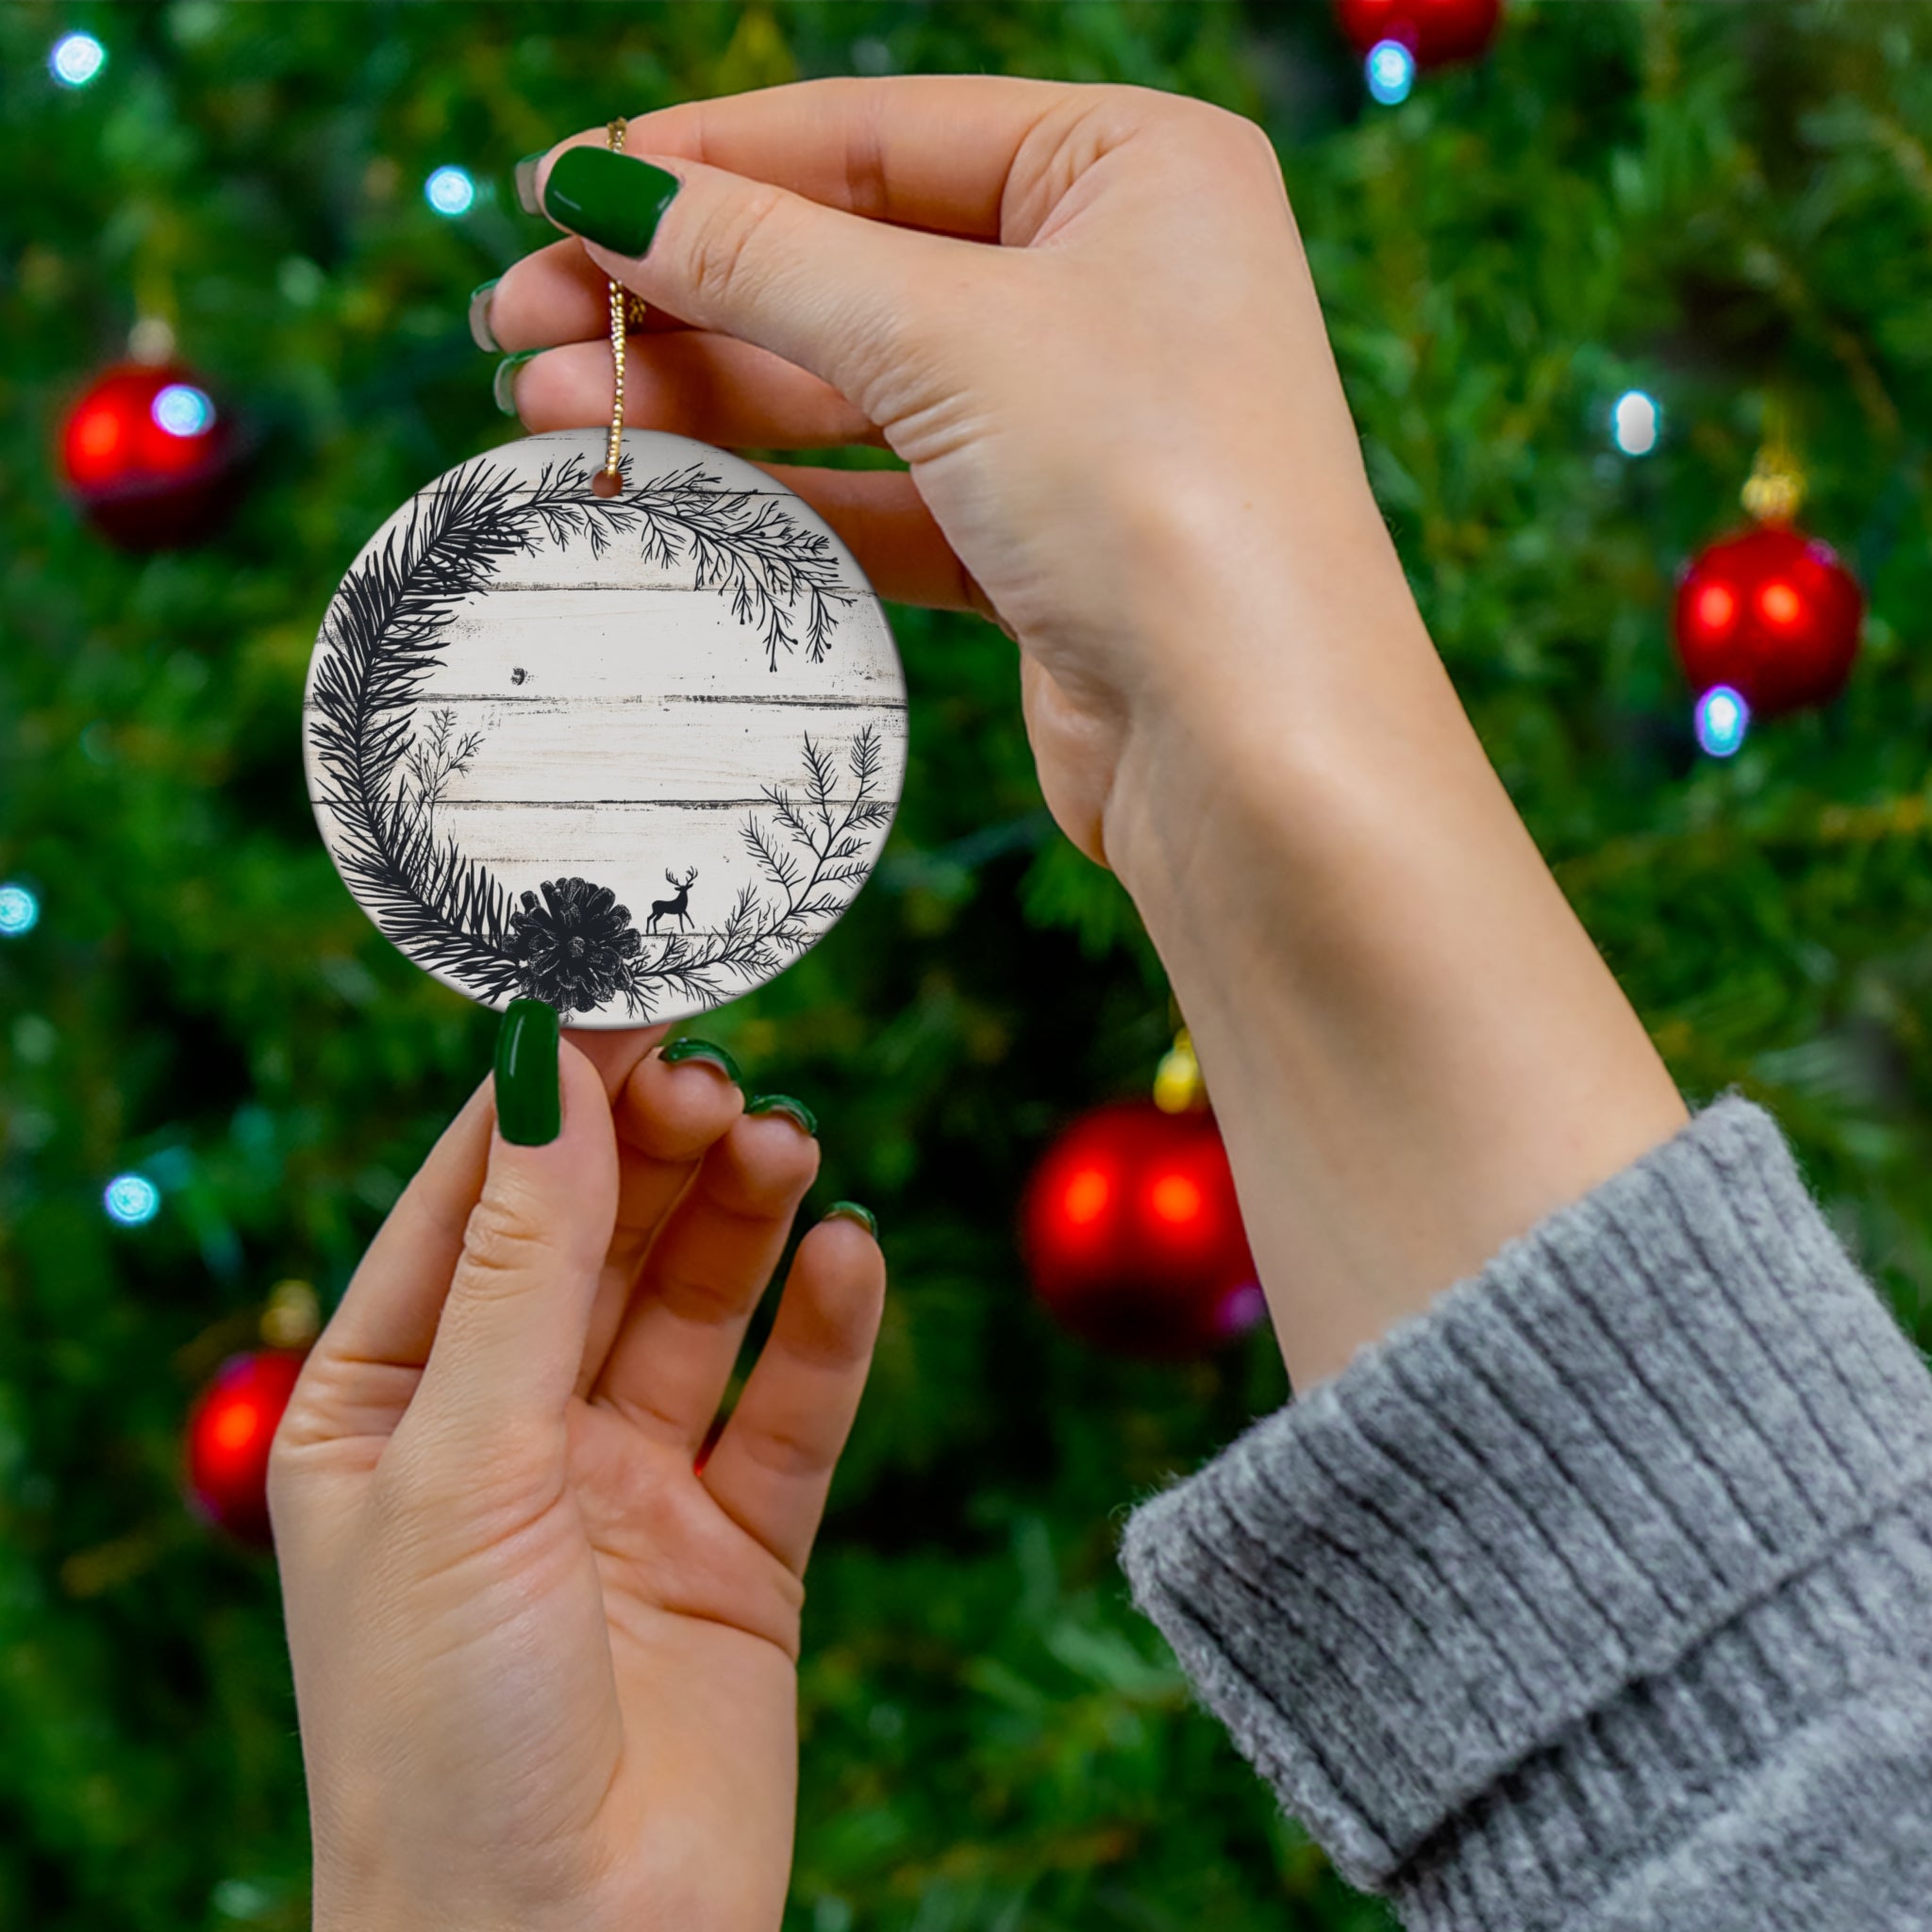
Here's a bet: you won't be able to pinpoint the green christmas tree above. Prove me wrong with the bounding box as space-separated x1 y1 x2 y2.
4 5 1930 1929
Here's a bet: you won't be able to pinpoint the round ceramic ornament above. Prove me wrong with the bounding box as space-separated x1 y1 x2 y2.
303 425 906 1025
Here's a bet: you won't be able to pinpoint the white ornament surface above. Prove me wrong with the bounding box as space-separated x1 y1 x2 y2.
304 427 906 1026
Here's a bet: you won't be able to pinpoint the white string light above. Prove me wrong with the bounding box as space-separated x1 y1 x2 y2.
425 166 476 217
1366 41 1416 106
1611 390 1661 457
0 883 40 937
1694 685 1750 758
50 31 106 88
104 1174 162 1226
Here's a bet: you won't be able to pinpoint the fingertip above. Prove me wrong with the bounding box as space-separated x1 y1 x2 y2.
681 1102 821 1221
731 1101 823 1183
785 1213 889 1355
801 1206 886 1274
616 1039 747 1161
820 1198 878 1241
567 1022 671 1101
558 1026 617 1128
489 1015 608 1169
514 149 547 217
493 997 560 1146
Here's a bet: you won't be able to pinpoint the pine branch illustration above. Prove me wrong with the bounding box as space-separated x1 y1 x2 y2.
623 464 858 672
691 724 895 981
741 815 803 895
308 455 632 997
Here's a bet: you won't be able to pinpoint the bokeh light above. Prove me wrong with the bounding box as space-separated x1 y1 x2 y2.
1061 1166 1111 1227
49 32 106 88
1694 685 1750 759
104 1174 161 1226
1148 1171 1204 1228
425 165 476 216
1217 1281 1267 1339
152 383 216 438
1611 389 1660 457
1693 582 1737 637
1366 40 1416 106
0 883 40 937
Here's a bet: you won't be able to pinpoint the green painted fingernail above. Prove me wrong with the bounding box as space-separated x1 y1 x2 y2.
541 146 681 257
746 1093 817 1138
660 1037 742 1085
492 349 540 416
468 278 501 353
824 1200 877 1238
495 997 560 1145
513 152 545 216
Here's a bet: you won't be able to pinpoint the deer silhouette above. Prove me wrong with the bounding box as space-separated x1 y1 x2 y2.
647 866 698 933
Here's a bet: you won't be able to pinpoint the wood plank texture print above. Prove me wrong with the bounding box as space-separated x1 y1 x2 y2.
303 428 907 1026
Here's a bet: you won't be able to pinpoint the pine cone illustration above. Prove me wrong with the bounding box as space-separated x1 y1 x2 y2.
508 877 642 1014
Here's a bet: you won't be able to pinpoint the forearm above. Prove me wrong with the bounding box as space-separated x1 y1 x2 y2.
1102 493 1686 1388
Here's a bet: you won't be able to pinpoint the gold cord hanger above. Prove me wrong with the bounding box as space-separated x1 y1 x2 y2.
592 118 650 497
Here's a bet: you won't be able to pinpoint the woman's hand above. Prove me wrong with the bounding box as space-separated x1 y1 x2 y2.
482 75 1685 1390
270 1023 884 1932
485 75 1383 869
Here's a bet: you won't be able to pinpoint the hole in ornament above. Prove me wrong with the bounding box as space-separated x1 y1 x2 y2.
1758 580 1802 627
1694 583 1737 636
1365 40 1415 105
1694 685 1750 759
591 468 624 498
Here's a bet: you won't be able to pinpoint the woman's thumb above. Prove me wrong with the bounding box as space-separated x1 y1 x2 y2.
533 142 965 416
408 1002 619 1445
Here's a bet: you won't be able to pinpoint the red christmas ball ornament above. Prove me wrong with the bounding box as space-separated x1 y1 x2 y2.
1021 1099 1263 1358
1674 524 1862 719
1335 0 1502 66
184 1349 306 1546
59 360 240 548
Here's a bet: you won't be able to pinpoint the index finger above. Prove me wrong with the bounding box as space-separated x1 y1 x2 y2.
554 74 1078 242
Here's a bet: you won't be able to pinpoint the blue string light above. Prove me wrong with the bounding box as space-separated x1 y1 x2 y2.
1365 40 1416 106
50 31 106 88
104 1174 161 1227
425 166 476 217
1694 685 1750 758
152 383 216 438
1611 390 1661 457
0 882 39 937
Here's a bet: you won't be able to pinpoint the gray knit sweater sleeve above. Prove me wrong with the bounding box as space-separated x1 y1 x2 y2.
1120 1098 1932 1931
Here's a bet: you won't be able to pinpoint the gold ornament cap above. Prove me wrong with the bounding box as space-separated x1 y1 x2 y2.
1741 403 1806 525
260 1278 322 1351
1154 1026 1207 1113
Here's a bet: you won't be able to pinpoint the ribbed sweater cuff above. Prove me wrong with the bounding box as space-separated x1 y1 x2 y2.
1120 1098 1932 1905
